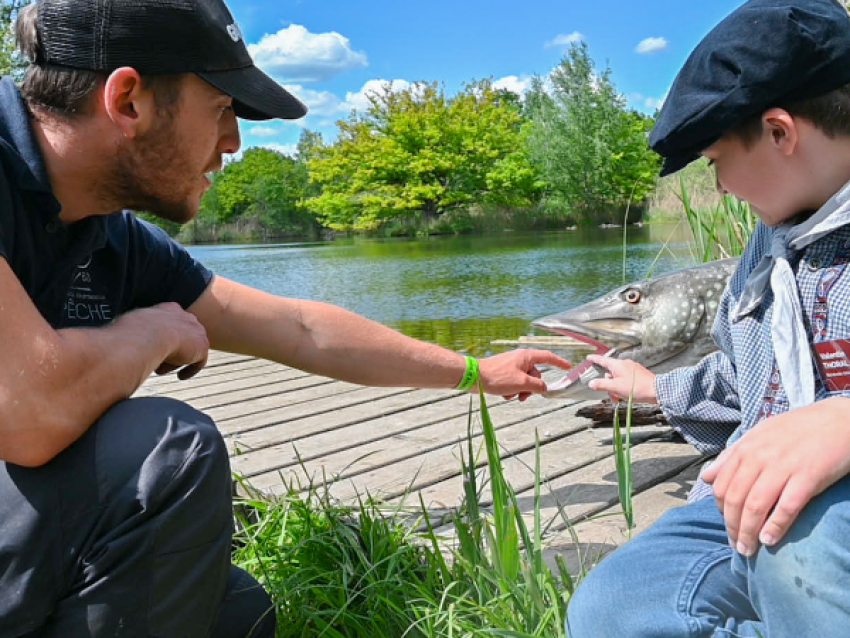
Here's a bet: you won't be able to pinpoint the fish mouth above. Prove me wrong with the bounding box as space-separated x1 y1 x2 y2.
530 318 641 354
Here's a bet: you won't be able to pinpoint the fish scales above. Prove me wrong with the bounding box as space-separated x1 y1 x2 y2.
533 258 740 400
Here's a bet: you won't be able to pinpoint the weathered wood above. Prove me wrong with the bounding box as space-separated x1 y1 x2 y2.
138 368 315 402
206 383 412 425
248 400 584 496
141 360 292 391
576 400 668 426
542 463 701 574
419 435 697 530
135 353 701 554
491 336 590 347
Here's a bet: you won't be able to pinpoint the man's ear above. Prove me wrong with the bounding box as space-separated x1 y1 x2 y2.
102 67 157 139
761 108 798 157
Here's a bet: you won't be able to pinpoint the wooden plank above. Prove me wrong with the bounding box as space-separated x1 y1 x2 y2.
138 368 315 403
542 463 701 575
228 389 472 475
205 352 258 367
210 385 419 431
242 399 581 494
422 437 700 535
180 374 343 411
319 412 672 504
140 360 289 391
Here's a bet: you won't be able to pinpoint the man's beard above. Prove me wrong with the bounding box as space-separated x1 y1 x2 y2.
103 118 200 224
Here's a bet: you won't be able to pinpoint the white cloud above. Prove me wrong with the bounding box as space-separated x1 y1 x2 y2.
278 79 413 122
284 84 345 118
644 95 665 110
628 92 667 112
545 32 584 48
493 75 533 97
249 24 368 83
248 125 280 137
636 37 668 54
341 79 413 113
261 142 299 157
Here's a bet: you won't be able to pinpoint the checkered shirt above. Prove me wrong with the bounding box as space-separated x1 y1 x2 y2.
656 221 850 502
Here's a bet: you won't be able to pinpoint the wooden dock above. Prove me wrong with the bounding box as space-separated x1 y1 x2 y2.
136 350 704 568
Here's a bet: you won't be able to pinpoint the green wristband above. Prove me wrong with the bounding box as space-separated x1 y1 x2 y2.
455 356 479 392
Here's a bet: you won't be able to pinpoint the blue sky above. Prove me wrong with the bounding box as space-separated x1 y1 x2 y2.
227 0 743 156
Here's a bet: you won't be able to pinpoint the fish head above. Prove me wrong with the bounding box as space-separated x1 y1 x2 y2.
533 258 739 398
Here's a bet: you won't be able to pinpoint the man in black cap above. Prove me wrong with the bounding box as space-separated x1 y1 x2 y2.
567 1 850 636
0 1 571 636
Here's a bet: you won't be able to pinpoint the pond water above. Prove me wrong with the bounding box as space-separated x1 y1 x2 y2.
187 224 698 357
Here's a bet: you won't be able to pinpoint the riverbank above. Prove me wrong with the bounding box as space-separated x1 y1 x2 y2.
159 158 721 246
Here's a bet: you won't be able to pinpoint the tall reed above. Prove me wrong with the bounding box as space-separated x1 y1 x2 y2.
679 173 756 261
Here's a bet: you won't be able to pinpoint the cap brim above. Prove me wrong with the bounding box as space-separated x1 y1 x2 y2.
199 65 307 121
659 152 699 178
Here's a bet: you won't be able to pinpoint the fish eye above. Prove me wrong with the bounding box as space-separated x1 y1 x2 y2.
624 289 641 304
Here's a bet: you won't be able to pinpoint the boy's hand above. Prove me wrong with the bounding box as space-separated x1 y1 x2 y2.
584 355 657 404
703 396 850 557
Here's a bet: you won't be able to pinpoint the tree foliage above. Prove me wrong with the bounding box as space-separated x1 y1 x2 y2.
0 0 31 80
526 42 660 223
197 147 318 236
306 80 542 231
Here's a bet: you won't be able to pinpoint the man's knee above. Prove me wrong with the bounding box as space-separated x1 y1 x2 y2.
93 397 232 542
96 397 229 494
212 566 276 638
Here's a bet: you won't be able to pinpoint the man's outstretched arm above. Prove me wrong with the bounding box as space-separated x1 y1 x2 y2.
189 276 570 397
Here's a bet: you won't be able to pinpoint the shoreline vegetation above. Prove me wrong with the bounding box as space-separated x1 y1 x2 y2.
138 42 695 246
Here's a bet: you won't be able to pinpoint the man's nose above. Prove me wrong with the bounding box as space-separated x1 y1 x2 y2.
218 110 241 155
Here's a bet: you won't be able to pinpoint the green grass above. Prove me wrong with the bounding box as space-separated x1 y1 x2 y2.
231 391 641 637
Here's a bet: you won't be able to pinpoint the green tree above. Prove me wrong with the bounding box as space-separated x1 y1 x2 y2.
0 0 31 80
196 147 318 236
307 79 541 231
526 42 659 223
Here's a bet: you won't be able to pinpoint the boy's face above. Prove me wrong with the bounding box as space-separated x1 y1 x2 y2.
700 115 815 227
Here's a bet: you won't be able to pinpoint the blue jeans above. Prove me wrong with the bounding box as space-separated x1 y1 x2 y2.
566 475 850 637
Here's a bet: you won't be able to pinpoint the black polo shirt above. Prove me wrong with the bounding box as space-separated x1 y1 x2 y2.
0 78 212 328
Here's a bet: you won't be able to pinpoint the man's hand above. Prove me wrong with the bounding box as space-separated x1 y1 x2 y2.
584 355 657 404
702 396 850 557
479 349 572 401
118 303 210 380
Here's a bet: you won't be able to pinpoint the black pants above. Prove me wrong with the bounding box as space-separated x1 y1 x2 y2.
0 397 275 638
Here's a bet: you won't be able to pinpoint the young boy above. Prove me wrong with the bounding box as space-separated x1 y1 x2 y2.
566 1 850 636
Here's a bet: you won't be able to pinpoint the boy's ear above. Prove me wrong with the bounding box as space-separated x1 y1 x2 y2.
761 108 798 156
101 67 157 139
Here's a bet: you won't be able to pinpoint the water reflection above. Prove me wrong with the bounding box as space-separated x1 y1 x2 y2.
188 226 697 356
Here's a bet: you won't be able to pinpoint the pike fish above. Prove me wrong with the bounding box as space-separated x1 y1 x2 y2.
534 258 740 399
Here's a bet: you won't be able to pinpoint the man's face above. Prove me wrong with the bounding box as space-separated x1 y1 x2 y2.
107 75 241 223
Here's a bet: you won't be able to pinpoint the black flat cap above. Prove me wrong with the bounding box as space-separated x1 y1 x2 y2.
649 0 850 176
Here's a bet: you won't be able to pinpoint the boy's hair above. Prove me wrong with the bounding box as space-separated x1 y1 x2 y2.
732 82 850 147
15 4 183 120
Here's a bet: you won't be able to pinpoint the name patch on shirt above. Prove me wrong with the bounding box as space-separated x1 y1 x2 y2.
813 339 850 392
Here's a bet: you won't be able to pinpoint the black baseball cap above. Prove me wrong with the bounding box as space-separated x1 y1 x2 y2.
35 0 307 121
649 0 850 176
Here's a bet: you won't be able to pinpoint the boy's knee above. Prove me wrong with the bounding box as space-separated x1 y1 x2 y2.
750 485 850 605
566 559 630 638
